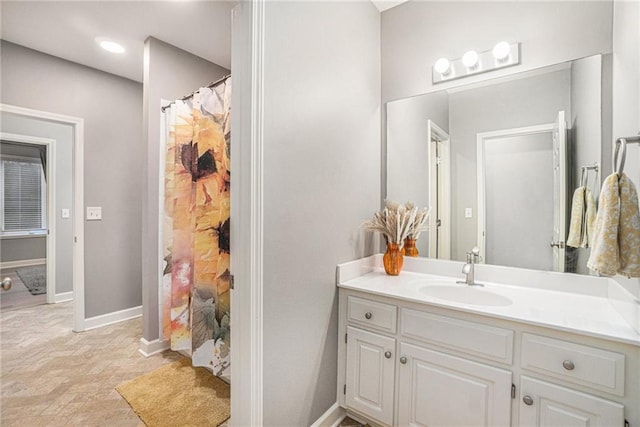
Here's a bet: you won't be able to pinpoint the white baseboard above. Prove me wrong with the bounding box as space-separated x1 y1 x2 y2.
310 402 346 427
138 337 170 357
54 291 73 303
81 305 142 331
0 258 46 270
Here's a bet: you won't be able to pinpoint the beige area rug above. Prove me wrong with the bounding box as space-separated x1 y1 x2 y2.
116 358 230 427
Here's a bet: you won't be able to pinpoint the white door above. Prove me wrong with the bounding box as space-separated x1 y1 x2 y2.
345 326 395 426
552 111 568 272
519 376 624 427
397 342 512 427
427 120 451 259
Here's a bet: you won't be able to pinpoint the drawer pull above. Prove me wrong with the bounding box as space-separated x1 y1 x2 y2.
522 395 534 406
400 356 407 364
562 360 575 371
364 312 372 320
384 351 392 359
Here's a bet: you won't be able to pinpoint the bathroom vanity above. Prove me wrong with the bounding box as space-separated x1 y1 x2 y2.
336 256 640 427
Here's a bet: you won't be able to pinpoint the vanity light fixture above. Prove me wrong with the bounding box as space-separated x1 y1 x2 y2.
97 38 125 54
432 42 520 84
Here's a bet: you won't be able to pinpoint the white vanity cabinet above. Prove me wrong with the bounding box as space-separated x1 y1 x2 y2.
518 376 624 427
340 292 514 426
338 288 637 427
397 342 512 426
345 326 396 426
518 334 626 427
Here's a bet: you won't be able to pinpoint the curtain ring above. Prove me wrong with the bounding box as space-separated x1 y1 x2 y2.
613 137 627 176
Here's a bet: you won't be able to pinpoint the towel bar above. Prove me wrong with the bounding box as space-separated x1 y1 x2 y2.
579 164 599 188
613 132 640 175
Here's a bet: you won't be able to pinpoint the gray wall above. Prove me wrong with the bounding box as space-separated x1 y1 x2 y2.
141 37 229 341
612 0 640 298
0 237 46 262
1 113 74 294
570 55 603 274
448 69 571 260
1 40 143 316
387 91 449 255
262 2 380 425
0 142 47 263
381 1 613 103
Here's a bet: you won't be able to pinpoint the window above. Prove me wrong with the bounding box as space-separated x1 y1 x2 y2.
0 156 47 237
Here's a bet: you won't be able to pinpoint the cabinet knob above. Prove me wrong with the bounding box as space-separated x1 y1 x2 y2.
364 312 372 320
562 360 575 370
522 395 534 406
400 356 407 364
384 351 392 359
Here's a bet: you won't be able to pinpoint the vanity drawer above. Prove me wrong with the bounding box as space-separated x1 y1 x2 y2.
521 333 625 396
347 296 397 333
400 308 514 364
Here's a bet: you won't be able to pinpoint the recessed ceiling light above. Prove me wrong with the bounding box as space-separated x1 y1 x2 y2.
98 40 125 54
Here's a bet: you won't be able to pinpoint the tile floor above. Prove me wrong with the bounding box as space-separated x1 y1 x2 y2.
1 301 182 426
0 268 46 311
1 300 359 426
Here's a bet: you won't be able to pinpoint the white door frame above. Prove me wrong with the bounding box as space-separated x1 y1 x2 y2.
0 103 85 332
230 1 264 426
0 132 56 303
427 120 451 259
476 123 554 261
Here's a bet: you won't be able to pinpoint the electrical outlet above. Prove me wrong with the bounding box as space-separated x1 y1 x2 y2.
465 208 473 218
86 207 102 221
61 208 70 219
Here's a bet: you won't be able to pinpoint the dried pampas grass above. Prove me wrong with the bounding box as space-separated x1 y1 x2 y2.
363 200 430 244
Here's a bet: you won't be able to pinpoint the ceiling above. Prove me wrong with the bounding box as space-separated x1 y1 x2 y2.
1 0 408 83
1 1 235 83
371 0 408 12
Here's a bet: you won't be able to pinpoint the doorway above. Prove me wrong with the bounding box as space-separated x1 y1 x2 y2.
0 134 54 311
0 104 85 330
476 111 567 272
427 120 451 259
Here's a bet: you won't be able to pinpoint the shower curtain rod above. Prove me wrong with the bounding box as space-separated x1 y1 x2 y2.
161 73 231 112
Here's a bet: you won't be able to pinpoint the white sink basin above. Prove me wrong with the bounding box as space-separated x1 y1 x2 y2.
419 284 512 307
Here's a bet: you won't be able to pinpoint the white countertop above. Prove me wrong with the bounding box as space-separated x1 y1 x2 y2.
339 266 640 347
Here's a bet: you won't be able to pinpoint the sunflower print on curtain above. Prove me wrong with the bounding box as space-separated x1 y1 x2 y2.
162 77 231 377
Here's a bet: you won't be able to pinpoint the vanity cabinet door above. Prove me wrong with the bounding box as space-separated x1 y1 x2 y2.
519 376 624 427
345 326 395 426
397 342 512 427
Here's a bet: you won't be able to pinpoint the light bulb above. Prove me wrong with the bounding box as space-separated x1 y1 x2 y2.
98 40 125 54
492 42 511 60
434 58 451 75
462 50 479 68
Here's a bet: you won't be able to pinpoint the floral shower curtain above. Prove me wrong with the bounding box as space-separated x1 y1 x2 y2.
161 77 231 378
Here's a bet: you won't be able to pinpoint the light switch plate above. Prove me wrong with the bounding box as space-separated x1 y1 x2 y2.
465 208 473 218
61 208 70 219
86 207 102 221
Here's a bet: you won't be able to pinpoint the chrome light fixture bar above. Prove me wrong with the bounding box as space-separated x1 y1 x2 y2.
432 42 520 84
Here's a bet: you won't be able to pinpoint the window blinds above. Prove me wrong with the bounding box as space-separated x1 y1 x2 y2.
1 159 44 231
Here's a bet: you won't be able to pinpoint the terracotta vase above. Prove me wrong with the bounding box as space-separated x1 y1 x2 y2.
403 237 419 257
383 242 404 276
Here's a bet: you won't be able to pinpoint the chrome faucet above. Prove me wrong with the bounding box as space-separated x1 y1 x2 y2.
458 246 483 286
